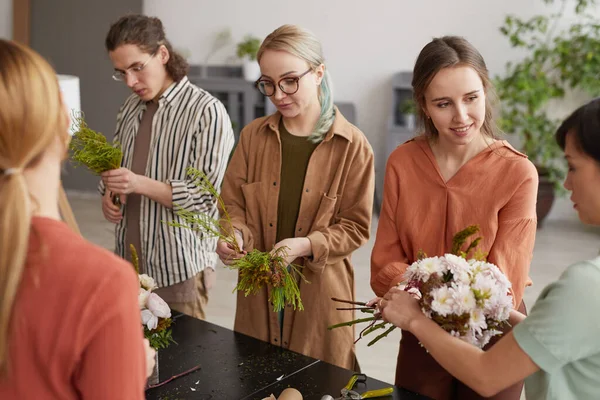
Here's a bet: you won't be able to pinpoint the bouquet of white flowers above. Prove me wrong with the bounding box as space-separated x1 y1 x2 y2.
403 246 512 347
329 225 513 348
131 245 175 350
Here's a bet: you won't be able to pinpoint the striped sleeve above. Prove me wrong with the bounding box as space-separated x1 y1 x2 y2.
169 99 235 213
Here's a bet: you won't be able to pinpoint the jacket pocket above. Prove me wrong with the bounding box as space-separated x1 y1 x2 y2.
312 193 338 230
240 181 264 233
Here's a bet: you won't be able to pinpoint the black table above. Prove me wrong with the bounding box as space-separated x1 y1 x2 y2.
145 314 429 400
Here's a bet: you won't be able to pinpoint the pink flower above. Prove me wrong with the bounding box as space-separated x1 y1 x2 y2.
147 293 171 319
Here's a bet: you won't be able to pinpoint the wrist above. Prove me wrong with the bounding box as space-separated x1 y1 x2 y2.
299 237 312 257
408 313 429 334
133 174 146 195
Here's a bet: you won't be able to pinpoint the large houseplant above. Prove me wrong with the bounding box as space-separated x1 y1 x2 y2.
494 0 600 226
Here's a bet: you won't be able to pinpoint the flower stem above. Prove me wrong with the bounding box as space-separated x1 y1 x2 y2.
367 325 397 346
327 316 377 330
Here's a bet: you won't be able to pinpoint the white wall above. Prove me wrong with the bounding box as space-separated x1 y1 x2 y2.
143 0 581 178
0 0 12 40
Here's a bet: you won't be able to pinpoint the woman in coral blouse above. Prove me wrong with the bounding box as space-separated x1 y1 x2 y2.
370 36 538 400
0 39 149 399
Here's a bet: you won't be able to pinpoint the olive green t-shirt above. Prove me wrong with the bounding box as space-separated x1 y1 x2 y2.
513 257 600 400
275 120 318 243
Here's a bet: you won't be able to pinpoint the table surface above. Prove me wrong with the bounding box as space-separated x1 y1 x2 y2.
145 314 430 400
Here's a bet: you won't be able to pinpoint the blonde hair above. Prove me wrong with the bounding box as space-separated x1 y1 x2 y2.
257 24 335 143
0 39 67 375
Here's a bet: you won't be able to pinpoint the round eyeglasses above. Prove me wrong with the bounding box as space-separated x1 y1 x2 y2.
112 52 156 82
255 68 312 97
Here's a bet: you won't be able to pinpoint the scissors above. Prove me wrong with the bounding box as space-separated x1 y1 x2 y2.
331 373 395 399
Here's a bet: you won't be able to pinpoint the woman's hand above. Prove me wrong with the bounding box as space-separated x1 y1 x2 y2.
378 287 425 331
216 230 246 265
271 237 312 266
101 190 122 223
101 167 140 204
143 339 156 379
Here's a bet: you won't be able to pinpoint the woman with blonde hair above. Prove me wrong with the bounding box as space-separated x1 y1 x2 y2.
0 39 148 398
217 24 375 369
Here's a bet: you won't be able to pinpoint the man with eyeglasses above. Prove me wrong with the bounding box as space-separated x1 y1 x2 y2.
98 15 235 320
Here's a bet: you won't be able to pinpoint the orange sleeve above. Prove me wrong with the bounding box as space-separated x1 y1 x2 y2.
370 158 410 297
73 263 146 400
487 162 538 306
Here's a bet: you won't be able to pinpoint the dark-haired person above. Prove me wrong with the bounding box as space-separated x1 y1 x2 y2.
99 14 235 319
370 36 538 399
378 98 600 400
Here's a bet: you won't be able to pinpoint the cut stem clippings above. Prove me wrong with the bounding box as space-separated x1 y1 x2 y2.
169 167 308 312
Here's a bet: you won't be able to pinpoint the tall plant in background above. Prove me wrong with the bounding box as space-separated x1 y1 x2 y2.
495 0 600 189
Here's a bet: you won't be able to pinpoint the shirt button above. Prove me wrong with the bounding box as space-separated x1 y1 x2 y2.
273 182 277 186
274 338 278 343
298 228 302 232
269 223 273 227
305 189 310 193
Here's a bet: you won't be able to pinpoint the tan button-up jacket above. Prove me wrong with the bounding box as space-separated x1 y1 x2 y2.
220 109 375 369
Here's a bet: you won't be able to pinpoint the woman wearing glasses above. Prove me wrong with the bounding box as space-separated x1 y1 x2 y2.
99 15 235 319
217 24 375 370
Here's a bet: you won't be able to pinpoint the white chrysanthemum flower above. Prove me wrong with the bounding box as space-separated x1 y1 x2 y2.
488 293 512 321
406 257 445 282
478 329 502 348
482 262 511 291
431 286 454 316
461 329 479 347
469 308 488 334
472 273 495 302
451 284 477 314
443 254 471 283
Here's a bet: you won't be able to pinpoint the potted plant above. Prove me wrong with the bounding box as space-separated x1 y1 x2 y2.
399 97 417 130
494 0 600 226
237 34 262 81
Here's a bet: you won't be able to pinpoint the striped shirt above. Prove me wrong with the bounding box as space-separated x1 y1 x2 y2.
99 77 234 287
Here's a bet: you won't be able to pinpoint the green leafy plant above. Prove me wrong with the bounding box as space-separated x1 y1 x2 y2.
494 0 600 189
236 35 261 61
169 167 308 312
68 111 122 174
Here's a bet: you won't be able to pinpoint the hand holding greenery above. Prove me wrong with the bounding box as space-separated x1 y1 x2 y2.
170 167 308 312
